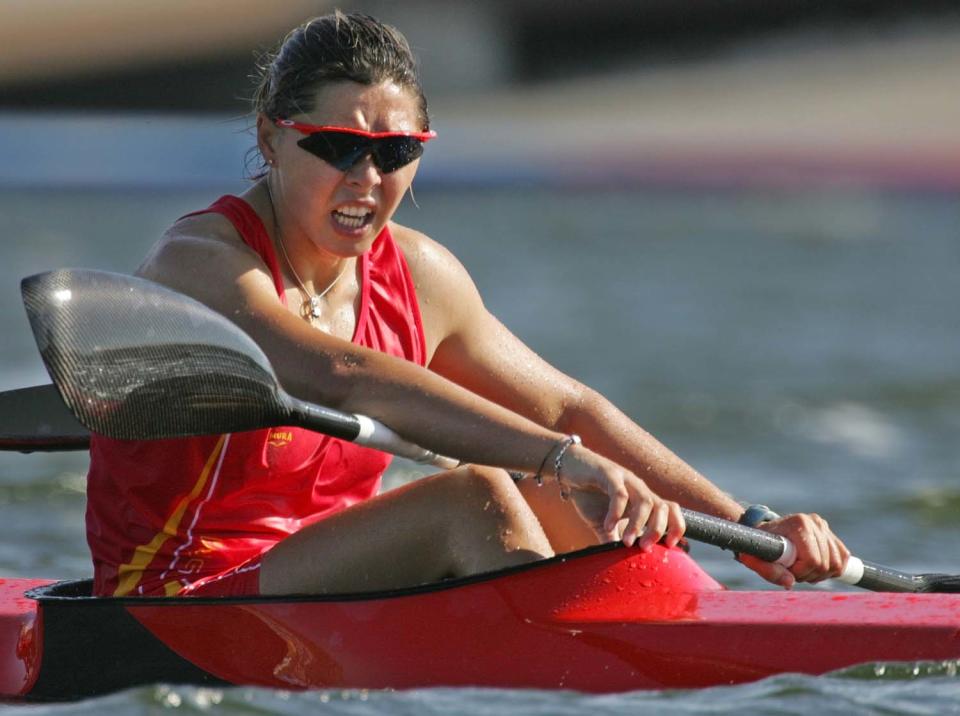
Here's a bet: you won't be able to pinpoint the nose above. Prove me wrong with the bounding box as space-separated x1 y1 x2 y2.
345 154 382 189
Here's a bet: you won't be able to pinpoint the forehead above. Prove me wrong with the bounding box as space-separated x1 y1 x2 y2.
303 81 421 132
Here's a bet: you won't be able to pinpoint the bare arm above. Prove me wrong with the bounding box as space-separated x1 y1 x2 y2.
410 231 739 518
137 213 685 545
410 229 848 584
138 221 564 472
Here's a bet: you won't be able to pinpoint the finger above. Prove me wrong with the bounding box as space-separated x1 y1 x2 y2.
826 536 846 578
603 483 630 541
785 515 824 582
824 521 850 578
814 515 840 581
834 535 852 575
739 553 795 590
663 501 686 548
802 516 833 582
638 500 669 552
620 481 653 547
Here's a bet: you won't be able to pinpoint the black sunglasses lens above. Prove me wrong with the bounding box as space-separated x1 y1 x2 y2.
297 132 424 173
297 133 369 171
371 137 424 173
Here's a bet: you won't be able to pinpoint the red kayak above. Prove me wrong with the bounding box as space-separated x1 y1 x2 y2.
3 542 960 700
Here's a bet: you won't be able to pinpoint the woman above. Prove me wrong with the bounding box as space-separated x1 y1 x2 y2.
86 12 848 597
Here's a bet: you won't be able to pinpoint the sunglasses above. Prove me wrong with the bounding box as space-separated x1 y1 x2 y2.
275 119 436 174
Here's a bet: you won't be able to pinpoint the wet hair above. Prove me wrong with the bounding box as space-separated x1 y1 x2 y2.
249 11 429 174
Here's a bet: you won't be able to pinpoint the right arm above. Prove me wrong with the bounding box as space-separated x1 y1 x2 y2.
138 223 673 545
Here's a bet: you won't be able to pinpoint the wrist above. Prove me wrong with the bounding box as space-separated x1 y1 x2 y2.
511 434 583 486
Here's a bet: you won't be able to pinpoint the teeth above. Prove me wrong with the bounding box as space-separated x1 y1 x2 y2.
337 206 372 218
332 206 373 230
335 214 364 228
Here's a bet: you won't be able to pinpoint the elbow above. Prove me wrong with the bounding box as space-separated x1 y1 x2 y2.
322 351 370 409
273 349 369 411
554 383 604 434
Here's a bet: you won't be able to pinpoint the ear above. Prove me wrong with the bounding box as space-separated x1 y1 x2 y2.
256 113 279 166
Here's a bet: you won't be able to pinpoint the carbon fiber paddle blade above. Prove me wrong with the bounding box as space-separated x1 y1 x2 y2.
21 269 287 440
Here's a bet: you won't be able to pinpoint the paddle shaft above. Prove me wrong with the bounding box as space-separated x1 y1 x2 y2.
681 509 935 592
0 384 458 469
289 397 459 468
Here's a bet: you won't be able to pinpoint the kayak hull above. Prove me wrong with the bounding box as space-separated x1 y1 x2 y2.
4 543 960 699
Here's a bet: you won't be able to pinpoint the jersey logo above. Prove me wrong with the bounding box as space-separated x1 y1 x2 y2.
268 430 294 448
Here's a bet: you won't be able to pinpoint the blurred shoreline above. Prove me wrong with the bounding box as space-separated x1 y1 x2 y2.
2 20 958 192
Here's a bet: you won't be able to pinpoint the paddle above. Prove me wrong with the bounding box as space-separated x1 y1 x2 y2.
20 268 457 469
0 383 89 452
20 269 960 594
680 509 960 593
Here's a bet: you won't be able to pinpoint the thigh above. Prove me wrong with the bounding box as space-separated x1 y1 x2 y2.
259 465 551 595
515 479 601 554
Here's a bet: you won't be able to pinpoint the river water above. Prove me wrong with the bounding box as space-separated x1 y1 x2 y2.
0 186 958 713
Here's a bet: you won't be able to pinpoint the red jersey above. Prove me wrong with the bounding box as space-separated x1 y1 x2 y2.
87 195 426 596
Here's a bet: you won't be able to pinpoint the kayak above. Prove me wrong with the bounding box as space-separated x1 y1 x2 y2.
3 542 960 700
4 271 960 699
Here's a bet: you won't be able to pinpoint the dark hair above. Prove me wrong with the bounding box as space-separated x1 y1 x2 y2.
253 11 429 128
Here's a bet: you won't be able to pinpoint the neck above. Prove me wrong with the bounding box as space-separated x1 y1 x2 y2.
263 179 351 292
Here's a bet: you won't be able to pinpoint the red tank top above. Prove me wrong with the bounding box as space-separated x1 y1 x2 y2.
87 195 426 596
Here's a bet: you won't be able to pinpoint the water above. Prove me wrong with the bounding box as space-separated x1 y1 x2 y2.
0 186 958 712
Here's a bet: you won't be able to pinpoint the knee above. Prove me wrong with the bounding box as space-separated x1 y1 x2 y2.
449 464 550 543
442 465 553 569
451 465 521 509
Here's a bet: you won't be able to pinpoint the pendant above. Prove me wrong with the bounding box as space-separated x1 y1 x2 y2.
304 296 323 320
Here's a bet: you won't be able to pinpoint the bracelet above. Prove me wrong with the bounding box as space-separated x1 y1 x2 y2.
737 504 781 528
519 434 582 487
553 434 582 499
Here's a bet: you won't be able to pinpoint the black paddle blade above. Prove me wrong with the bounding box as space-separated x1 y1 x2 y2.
0 384 90 452
21 269 288 440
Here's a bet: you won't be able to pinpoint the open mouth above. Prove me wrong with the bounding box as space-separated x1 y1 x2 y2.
332 206 374 230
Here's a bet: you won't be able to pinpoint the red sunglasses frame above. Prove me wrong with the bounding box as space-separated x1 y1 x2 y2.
274 119 437 143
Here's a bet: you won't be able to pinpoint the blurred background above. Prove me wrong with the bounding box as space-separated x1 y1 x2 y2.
0 1 958 588
3 0 960 190
1 3 960 712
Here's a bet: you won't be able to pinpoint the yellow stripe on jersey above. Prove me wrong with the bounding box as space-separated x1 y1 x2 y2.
113 434 228 597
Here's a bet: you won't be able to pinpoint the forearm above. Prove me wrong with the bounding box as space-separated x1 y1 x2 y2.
276 342 567 473
557 389 742 521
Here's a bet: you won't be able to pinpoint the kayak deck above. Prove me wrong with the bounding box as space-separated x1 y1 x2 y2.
3 543 960 699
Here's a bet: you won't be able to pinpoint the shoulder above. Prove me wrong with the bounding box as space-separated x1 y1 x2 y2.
137 205 271 301
388 222 480 300
387 222 486 351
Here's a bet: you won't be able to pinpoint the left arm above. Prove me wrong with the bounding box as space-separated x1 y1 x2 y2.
401 226 847 586
399 226 740 519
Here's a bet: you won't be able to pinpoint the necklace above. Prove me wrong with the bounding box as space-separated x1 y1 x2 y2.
266 183 349 321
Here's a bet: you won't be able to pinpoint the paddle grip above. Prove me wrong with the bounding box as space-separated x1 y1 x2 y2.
680 509 791 563
683 511 894 590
